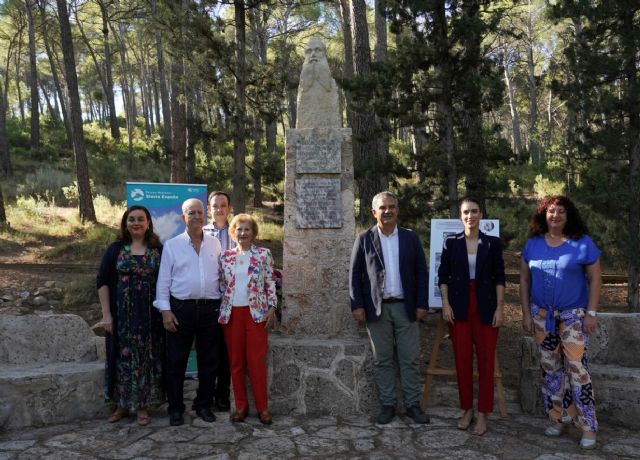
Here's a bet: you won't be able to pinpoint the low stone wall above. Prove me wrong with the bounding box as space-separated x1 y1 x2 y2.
519 312 640 429
0 314 104 429
268 335 378 416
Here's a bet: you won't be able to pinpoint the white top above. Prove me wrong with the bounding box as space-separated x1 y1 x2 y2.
154 231 222 310
468 253 477 280
378 226 404 303
232 251 251 306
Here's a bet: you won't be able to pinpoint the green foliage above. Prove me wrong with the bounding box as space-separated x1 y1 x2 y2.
16 168 74 203
533 174 564 199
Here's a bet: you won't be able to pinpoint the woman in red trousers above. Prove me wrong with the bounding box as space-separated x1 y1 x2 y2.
438 197 505 436
218 214 277 424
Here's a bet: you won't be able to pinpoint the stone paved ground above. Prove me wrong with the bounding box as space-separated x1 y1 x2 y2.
1 404 638 460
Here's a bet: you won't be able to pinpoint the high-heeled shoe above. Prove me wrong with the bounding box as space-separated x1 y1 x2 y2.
258 410 273 425
230 408 248 423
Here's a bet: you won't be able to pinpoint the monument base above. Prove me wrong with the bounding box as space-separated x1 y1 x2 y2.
268 335 378 416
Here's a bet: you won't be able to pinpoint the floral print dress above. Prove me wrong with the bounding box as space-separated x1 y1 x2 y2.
104 245 164 409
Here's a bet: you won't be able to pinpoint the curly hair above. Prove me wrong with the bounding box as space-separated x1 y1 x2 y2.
229 213 259 244
528 195 588 240
117 205 161 248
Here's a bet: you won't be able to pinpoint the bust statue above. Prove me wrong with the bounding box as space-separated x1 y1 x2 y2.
296 37 342 128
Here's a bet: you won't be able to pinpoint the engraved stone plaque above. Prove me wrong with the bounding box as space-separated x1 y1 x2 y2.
295 138 341 173
295 178 342 228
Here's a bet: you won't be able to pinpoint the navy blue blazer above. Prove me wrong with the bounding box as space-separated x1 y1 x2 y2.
437 231 505 325
349 225 429 322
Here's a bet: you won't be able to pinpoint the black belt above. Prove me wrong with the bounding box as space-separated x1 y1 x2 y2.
170 296 219 307
382 298 404 304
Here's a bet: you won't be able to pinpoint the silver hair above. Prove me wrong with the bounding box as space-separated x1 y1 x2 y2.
181 198 204 214
371 191 398 209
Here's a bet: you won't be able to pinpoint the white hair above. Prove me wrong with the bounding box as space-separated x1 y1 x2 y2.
371 191 398 209
181 198 204 214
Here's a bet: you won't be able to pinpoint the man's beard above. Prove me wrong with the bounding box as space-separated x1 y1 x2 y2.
300 60 333 92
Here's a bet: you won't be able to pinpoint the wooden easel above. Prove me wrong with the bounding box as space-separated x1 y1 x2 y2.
420 315 507 417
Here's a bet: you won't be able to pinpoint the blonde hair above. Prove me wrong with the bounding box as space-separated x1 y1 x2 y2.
229 214 259 243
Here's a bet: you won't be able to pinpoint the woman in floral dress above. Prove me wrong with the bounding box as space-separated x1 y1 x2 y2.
97 205 164 425
219 214 277 425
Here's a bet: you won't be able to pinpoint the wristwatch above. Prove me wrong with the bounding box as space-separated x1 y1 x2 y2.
586 310 597 317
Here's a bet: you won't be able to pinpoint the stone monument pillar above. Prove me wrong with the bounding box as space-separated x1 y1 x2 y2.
267 37 376 416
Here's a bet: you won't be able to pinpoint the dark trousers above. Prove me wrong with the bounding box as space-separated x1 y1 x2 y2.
214 338 231 402
165 297 221 415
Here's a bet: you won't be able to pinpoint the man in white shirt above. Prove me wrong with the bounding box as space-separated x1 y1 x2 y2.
155 198 222 426
203 190 233 411
349 191 430 425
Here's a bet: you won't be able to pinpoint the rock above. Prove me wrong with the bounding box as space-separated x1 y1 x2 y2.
18 291 30 300
32 296 48 307
44 281 56 288
1 294 14 302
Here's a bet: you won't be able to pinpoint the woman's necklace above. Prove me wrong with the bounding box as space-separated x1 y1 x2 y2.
237 249 249 266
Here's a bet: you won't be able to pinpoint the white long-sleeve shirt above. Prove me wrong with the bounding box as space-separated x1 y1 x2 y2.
154 231 222 310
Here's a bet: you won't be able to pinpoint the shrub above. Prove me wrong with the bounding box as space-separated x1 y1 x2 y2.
16 168 74 203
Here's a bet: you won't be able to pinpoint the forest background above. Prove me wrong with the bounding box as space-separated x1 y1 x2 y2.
0 0 638 312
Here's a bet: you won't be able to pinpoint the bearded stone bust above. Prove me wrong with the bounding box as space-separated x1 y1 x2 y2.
296 37 342 128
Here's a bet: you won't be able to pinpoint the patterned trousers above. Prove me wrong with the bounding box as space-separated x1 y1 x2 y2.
531 305 597 432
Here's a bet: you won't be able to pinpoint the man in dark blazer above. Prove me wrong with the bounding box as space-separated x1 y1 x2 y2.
349 191 430 425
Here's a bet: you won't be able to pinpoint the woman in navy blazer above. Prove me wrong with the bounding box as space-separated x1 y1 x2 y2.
438 197 505 436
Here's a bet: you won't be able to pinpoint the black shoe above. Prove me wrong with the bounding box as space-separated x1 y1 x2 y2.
376 405 396 424
215 398 231 412
169 412 184 426
195 407 217 423
406 405 430 424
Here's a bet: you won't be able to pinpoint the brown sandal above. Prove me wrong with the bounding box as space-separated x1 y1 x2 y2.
107 408 128 423
137 410 150 426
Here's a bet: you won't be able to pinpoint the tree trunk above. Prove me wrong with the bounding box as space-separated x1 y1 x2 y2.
0 183 6 226
350 0 386 221
252 117 263 208
152 0 172 153
373 0 389 188
138 44 151 137
527 0 541 165
169 0 188 183
170 57 187 183
339 0 354 129
38 0 72 147
115 22 135 169
55 0 96 222
152 68 161 133
15 28 26 127
0 80 12 177
460 0 486 208
435 0 457 217
504 61 524 160
26 0 40 148
97 1 121 142
232 0 248 212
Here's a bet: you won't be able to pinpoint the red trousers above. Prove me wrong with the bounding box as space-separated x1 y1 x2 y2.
449 280 499 413
223 307 269 412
